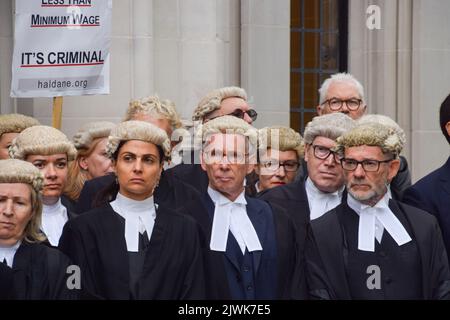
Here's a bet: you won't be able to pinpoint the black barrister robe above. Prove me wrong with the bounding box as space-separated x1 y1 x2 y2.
257 179 311 257
59 204 206 300
0 259 14 299
305 199 450 299
182 195 307 299
8 242 78 299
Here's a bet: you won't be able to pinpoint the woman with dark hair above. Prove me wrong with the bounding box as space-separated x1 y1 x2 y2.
59 121 205 300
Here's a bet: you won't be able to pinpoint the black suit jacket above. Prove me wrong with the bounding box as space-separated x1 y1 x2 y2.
403 156 450 262
305 200 450 299
183 194 306 299
59 204 205 300
9 242 77 300
257 179 311 255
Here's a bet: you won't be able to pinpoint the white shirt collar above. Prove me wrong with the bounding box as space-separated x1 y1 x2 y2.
305 177 343 220
347 192 412 252
42 198 68 246
110 192 157 252
207 186 262 255
0 240 22 268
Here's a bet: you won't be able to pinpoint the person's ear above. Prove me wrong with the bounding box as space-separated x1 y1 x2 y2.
111 159 117 174
362 104 368 114
316 104 323 116
79 157 89 171
200 152 207 172
304 144 310 162
387 158 401 183
445 121 450 137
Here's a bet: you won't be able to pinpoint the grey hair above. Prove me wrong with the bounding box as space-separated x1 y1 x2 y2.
303 113 356 145
318 72 365 105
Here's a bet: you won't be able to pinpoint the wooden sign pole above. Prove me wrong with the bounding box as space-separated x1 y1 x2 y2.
52 96 63 129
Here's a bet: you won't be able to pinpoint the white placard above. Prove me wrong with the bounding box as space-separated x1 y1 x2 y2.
10 0 112 97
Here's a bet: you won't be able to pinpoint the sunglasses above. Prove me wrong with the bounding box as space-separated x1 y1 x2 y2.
208 108 258 122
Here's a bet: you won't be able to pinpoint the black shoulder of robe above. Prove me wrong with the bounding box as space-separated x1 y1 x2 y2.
0 262 14 299
305 200 450 300
257 179 310 254
59 204 205 300
11 241 78 300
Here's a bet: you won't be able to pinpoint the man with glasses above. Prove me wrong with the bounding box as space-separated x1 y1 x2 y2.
182 116 305 299
316 72 366 120
173 86 258 193
258 113 355 251
313 72 411 200
305 122 450 300
192 86 257 124
246 126 303 196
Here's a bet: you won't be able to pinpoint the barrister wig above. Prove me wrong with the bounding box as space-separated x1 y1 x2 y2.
335 122 404 158
303 113 356 145
106 120 171 160
357 114 406 149
0 113 40 137
258 126 304 159
0 159 43 193
192 86 248 121
0 159 45 243
124 95 182 130
9 125 77 161
73 121 116 150
200 115 258 149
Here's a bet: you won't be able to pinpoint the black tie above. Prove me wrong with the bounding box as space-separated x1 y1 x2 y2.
139 231 150 251
2 258 7 266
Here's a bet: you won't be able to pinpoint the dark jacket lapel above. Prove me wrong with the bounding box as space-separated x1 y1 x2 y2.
392 200 447 299
245 197 265 275
98 205 130 298
311 204 352 299
440 157 450 196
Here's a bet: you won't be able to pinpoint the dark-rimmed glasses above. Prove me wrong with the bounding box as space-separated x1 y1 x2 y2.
311 145 341 161
321 98 363 111
260 160 300 172
341 158 393 172
208 108 258 122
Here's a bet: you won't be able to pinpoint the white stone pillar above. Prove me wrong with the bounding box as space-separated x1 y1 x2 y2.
241 0 290 129
0 0 15 114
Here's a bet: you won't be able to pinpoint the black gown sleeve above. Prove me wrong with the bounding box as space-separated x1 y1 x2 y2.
429 219 450 300
304 224 333 300
178 217 206 300
59 221 101 299
0 262 14 299
45 246 80 300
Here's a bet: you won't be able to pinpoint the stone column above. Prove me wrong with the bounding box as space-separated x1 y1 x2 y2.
241 0 290 128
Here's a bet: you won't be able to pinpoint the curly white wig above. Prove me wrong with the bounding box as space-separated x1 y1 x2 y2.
106 120 171 160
